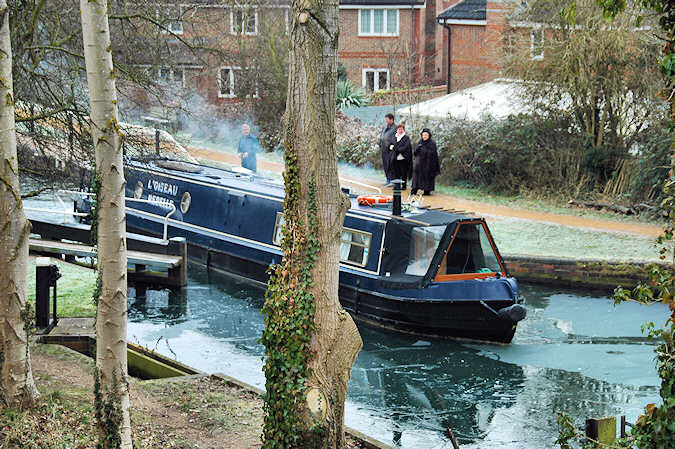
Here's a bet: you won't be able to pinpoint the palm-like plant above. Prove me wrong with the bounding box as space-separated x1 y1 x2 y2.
336 80 370 108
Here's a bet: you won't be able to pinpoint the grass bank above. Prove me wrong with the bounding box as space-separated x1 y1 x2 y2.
0 344 369 448
27 256 97 318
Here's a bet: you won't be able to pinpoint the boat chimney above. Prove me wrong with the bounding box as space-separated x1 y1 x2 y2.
392 179 402 216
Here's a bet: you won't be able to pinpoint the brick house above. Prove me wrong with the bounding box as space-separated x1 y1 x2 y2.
436 0 534 93
130 0 462 112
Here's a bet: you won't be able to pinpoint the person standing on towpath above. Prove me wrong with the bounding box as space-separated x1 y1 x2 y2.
238 123 260 173
378 113 396 186
411 128 441 196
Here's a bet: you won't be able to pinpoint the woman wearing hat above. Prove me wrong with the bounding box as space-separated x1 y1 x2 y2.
388 123 412 190
411 128 440 196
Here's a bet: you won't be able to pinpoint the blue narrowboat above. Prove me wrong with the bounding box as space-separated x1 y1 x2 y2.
123 158 526 343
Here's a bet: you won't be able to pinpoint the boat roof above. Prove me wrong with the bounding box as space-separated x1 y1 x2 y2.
128 158 477 225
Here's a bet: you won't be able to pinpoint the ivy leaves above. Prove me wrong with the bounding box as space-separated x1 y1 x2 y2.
260 149 320 449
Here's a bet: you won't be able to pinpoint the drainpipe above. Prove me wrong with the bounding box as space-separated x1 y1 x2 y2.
410 4 416 85
443 21 451 93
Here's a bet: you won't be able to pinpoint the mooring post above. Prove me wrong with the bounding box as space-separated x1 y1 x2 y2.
167 236 188 287
155 128 161 156
35 257 61 330
585 417 616 445
392 179 402 216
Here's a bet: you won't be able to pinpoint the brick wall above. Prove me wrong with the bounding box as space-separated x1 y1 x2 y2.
338 8 423 89
502 255 662 292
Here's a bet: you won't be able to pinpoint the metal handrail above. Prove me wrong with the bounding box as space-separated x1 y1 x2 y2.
24 190 94 223
124 197 176 241
25 189 175 241
339 177 382 194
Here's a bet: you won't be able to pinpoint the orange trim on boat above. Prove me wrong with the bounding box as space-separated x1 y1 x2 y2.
434 220 507 282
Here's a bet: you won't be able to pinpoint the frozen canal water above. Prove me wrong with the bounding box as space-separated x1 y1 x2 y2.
126 265 669 448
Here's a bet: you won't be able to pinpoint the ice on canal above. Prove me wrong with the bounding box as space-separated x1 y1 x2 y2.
127 267 668 449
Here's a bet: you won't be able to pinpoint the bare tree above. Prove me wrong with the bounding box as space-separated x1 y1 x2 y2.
80 0 132 447
261 0 362 448
502 0 663 185
0 0 40 410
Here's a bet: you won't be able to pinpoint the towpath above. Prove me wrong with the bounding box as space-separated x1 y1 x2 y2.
187 147 663 239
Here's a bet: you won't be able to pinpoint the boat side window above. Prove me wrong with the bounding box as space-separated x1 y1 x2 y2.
444 222 502 275
274 213 372 267
273 212 285 245
340 229 371 266
405 226 447 276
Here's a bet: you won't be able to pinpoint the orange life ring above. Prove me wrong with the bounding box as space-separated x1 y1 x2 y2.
357 194 393 206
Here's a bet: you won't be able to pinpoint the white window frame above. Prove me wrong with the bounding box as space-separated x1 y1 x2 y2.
273 213 372 267
362 68 390 92
168 20 184 35
358 8 399 36
218 66 236 98
230 7 259 35
340 228 372 267
158 7 184 35
530 26 544 60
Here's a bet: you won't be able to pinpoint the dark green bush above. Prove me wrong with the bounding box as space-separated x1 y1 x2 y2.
433 114 588 195
629 120 672 204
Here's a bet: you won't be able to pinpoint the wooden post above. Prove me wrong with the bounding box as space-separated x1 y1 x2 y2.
586 417 616 444
167 236 187 287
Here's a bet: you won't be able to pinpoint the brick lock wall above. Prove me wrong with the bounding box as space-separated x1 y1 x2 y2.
502 255 661 292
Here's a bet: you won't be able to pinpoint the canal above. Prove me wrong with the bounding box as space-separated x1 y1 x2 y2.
126 264 668 449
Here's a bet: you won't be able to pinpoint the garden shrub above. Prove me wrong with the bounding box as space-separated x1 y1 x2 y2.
628 119 671 205
432 114 588 195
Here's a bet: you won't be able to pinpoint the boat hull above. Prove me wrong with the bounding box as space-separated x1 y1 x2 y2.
123 161 524 344
127 216 518 344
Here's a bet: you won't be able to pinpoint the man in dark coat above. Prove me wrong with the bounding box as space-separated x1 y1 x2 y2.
389 123 413 190
378 113 396 186
238 123 260 173
411 128 441 195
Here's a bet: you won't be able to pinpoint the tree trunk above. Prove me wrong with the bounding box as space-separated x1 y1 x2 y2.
80 1 132 447
0 0 40 410
282 0 362 447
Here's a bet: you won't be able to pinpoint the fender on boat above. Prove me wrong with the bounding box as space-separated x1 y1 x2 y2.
498 304 527 323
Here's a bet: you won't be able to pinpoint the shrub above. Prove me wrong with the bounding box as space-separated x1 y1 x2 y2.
628 119 671 205
336 80 371 109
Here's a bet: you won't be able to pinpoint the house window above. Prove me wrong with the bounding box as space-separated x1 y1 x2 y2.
158 7 183 35
152 66 184 87
363 68 389 92
340 229 372 266
358 9 398 36
218 67 235 98
531 27 544 60
231 8 258 35
168 20 183 35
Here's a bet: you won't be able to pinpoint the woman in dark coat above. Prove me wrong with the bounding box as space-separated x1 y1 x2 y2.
389 123 413 189
411 128 440 195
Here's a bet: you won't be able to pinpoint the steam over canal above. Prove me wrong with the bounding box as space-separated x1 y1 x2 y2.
127 265 668 449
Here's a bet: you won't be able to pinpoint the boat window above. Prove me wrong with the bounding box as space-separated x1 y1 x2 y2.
405 226 447 276
273 212 284 245
274 213 372 266
444 222 502 275
340 229 371 266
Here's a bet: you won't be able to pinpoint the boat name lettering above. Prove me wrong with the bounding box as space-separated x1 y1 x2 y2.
147 179 178 196
147 194 175 210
